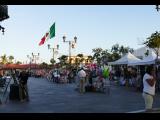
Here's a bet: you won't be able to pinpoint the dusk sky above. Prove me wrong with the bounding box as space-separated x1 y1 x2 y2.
0 5 160 64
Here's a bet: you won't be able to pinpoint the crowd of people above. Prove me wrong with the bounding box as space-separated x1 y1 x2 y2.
1 63 160 111
25 64 110 94
29 65 150 94
109 65 160 93
45 68 76 84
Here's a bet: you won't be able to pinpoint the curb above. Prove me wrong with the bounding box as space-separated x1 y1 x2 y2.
127 108 160 113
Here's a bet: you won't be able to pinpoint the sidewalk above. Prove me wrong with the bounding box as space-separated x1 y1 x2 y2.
128 108 160 113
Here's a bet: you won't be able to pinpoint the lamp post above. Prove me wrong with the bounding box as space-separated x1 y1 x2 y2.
62 36 77 66
31 53 40 69
27 55 32 71
47 44 59 64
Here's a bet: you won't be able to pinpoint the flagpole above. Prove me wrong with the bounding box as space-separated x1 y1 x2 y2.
69 41 71 65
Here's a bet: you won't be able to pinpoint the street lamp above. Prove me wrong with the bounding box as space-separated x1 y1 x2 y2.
62 35 77 65
31 53 40 69
27 55 33 71
47 44 59 63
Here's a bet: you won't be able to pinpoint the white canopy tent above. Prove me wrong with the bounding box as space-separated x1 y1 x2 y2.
128 51 160 66
108 52 141 65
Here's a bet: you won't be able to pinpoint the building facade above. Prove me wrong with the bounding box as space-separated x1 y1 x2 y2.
67 55 92 64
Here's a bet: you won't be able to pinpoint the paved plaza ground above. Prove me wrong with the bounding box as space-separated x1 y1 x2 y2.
0 77 160 113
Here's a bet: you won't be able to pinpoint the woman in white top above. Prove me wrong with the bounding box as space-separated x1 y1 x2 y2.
142 66 156 112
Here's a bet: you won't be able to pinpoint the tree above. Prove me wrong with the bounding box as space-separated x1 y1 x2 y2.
111 44 119 53
40 62 48 69
87 55 93 63
58 55 68 67
16 61 22 64
8 55 14 64
112 44 134 56
50 58 56 65
111 44 134 61
101 49 110 65
119 46 129 56
129 48 134 53
77 54 84 63
144 49 149 57
143 31 160 63
74 57 79 67
0 54 8 64
92 48 103 65
92 48 114 65
0 54 16 64
111 44 121 61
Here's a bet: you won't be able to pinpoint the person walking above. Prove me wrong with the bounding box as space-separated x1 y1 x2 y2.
19 70 29 102
78 67 86 94
142 66 156 112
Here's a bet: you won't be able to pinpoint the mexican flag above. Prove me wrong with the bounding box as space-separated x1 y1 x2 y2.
39 22 55 46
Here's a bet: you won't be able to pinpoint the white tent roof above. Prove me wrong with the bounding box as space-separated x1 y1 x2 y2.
128 51 160 66
108 52 141 65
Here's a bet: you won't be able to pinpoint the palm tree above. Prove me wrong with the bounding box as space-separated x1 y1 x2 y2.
144 50 149 57
8 55 14 64
0 54 8 64
111 44 119 53
16 61 22 64
119 46 125 56
77 54 84 63
110 44 134 61
87 55 93 63
74 57 79 67
40 62 48 69
50 58 56 65
58 55 68 67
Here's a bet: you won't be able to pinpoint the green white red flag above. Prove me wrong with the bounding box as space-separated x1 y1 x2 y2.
39 22 55 46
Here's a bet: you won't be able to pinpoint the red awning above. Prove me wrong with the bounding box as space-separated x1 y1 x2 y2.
0 64 39 70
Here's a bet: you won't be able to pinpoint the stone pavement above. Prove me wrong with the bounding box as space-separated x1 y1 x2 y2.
0 77 160 113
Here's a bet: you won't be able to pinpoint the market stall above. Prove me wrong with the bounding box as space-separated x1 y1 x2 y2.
108 52 141 65
128 51 160 66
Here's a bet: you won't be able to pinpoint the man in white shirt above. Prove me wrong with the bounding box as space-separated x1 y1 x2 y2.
142 66 156 112
78 67 86 94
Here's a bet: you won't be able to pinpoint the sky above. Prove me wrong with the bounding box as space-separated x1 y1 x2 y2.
0 5 160 64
